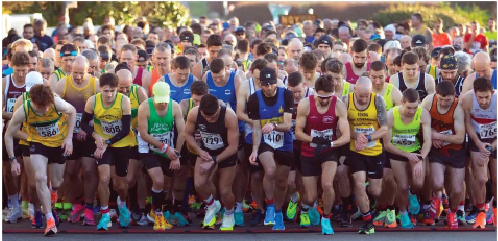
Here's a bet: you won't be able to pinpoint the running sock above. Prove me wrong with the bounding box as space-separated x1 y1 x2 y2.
301 204 310 213
204 194 214 206
235 202 243 213
290 192 299 203
378 203 387 211
151 188 165 213
9 194 20 209
323 213 332 219
117 197 126 208
101 206 109 214
458 201 465 213
477 203 486 212
266 198 275 206
362 211 372 225
225 207 234 216
399 210 407 215
85 203 93 211
387 205 395 211
434 192 442 199
422 200 431 210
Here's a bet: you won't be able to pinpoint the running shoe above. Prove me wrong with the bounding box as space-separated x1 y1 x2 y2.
321 217 334 235
61 202 71 221
31 211 43 229
373 210 386 227
423 208 434 226
28 204 34 220
493 207 497 228
147 209 156 223
358 223 374 234
50 191 57 206
400 212 414 229
309 205 321 225
286 194 299 220
242 200 252 212
69 204 85 223
97 213 112 230
384 209 397 228
109 209 118 221
249 210 263 226
272 212 285 230
466 208 478 224
162 213 173 230
338 209 352 227
83 208 95 226
235 211 244 227
22 203 29 219
430 196 441 219
173 212 189 226
216 209 224 225
487 207 494 225
456 210 466 225
220 213 235 231
408 192 420 215
203 200 221 227
300 212 311 228
473 212 486 229
153 213 165 231
118 205 131 228
249 201 258 210
44 217 57 236
264 205 275 226
351 205 362 220
5 207 22 223
136 212 148 226
446 212 458 229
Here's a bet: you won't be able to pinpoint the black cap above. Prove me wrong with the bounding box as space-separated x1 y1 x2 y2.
315 35 333 48
115 62 130 72
439 55 458 70
431 47 442 58
60 44 78 57
137 49 148 62
179 31 194 43
235 26 245 34
259 67 277 85
412 35 427 47
453 45 462 51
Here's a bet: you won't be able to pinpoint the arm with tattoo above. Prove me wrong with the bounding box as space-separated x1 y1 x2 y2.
370 95 388 141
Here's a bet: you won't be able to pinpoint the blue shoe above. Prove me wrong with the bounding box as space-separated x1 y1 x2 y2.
309 206 321 226
465 209 478 224
51 208 60 227
32 211 44 229
321 217 334 235
272 212 285 230
250 210 263 226
118 206 130 228
408 192 420 215
173 212 189 226
97 213 111 231
401 212 414 229
264 205 275 226
235 211 245 227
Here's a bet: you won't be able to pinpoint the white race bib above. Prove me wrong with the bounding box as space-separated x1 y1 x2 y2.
36 122 59 137
150 132 175 151
5 98 16 113
74 113 82 134
310 129 333 147
102 120 122 136
354 127 376 147
137 133 149 154
263 130 284 149
393 134 416 146
439 130 453 146
478 121 497 139
200 131 224 150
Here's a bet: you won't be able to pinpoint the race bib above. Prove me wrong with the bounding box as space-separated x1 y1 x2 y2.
74 113 82 134
150 132 175 151
200 131 224 151
478 121 497 139
354 127 376 147
310 129 333 147
102 120 122 136
439 130 453 146
36 122 59 137
5 98 16 113
291 119 296 140
263 130 284 149
137 133 149 154
393 134 416 147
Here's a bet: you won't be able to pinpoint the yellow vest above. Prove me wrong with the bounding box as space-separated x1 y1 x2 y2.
24 100 69 147
93 93 135 147
347 93 383 156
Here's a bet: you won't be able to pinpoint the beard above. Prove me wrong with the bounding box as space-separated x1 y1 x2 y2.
354 62 366 68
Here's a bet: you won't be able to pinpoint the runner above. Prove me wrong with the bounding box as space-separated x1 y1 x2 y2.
142 42 172 96
461 78 497 228
54 56 100 225
421 81 466 228
156 56 196 103
322 58 355 98
80 73 136 230
193 35 223 80
137 81 185 230
390 52 436 101
248 67 294 230
295 75 350 234
5 84 76 236
185 94 239 230
461 52 497 94
343 77 388 234
119 44 151 87
384 88 432 229
48 43 79 90
436 55 465 97
344 39 370 84
287 38 304 62
298 52 320 88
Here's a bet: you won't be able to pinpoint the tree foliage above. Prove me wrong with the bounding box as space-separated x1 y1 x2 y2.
3 1 190 27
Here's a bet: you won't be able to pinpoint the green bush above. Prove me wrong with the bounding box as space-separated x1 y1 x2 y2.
372 2 490 31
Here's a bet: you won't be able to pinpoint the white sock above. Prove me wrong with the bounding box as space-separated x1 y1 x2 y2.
45 212 54 220
151 188 163 193
204 194 214 205
9 194 20 209
399 210 407 215
225 207 234 216
458 204 464 212
423 204 430 210
49 185 54 192
101 206 108 211
235 202 243 213
118 198 126 208
290 192 299 203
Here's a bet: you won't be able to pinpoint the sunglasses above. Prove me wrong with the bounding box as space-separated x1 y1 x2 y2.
317 95 333 100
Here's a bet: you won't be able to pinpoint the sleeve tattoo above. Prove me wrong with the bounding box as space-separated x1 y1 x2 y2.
375 96 388 127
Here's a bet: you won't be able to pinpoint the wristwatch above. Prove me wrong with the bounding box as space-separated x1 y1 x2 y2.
105 140 111 145
273 123 278 129
212 156 218 164
9 157 16 162
366 135 372 142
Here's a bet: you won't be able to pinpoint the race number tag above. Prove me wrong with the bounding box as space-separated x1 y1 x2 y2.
137 133 150 154
264 131 284 149
102 120 122 136
150 132 175 151
310 129 333 147
439 130 453 146
5 98 16 113
354 127 376 147
291 119 296 140
74 113 82 134
36 122 60 137
200 131 224 151
393 134 416 147
478 121 497 139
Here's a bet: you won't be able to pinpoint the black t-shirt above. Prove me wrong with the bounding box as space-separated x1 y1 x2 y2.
34 35 54 51
247 87 294 120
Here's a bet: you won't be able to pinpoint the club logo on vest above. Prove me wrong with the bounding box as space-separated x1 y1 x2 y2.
322 116 335 123
184 89 191 95
225 89 230 95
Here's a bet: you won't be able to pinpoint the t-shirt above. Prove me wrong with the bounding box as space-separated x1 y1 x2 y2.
247 88 294 120
34 35 54 51
484 31 497 41
464 33 488 55
432 32 452 47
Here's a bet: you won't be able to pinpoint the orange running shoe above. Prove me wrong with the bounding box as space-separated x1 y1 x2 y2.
473 212 486 229
249 201 258 210
45 217 57 236
50 190 57 206
493 207 497 228
446 212 458 229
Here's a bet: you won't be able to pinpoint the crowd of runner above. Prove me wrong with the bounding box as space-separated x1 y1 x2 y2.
1 12 497 237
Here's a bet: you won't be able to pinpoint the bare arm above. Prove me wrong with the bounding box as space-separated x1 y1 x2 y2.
215 108 239 162
371 95 388 140
391 86 403 107
137 101 161 148
193 61 203 80
438 103 465 144
201 71 207 82
295 97 311 142
142 75 151 97
236 84 252 123
463 94 481 144
179 99 189 119
460 74 475 97
173 102 185 151
54 77 66 97
137 86 148 104
2 77 11 120
251 119 262 154
5 107 25 158
275 113 292 132
48 73 58 91
425 74 436 96
420 109 432 159
185 106 202 154
383 109 410 157
334 100 351 147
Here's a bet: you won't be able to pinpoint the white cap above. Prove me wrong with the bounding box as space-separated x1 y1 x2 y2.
383 40 402 51
385 24 396 34
25 72 44 91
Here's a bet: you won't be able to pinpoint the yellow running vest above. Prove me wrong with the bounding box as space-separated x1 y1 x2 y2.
347 93 383 156
19 93 30 146
54 68 67 82
93 93 135 147
186 98 199 155
24 100 69 147
342 82 351 97
383 83 395 111
129 85 141 146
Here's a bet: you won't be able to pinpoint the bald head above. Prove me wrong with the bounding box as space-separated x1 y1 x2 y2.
72 56 89 68
116 69 133 84
43 48 55 61
71 56 90 83
356 76 373 91
473 52 492 79
474 52 491 64
288 38 304 61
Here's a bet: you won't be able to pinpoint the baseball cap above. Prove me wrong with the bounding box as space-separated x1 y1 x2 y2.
259 67 277 86
235 26 245 34
383 40 402 50
25 72 44 91
152 82 170 104
60 44 78 57
431 47 442 58
316 35 333 48
369 34 381 41
222 22 230 30
137 49 148 63
439 55 458 70
180 31 194 43
412 35 427 47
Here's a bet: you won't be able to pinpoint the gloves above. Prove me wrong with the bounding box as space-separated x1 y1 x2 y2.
312 137 333 156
